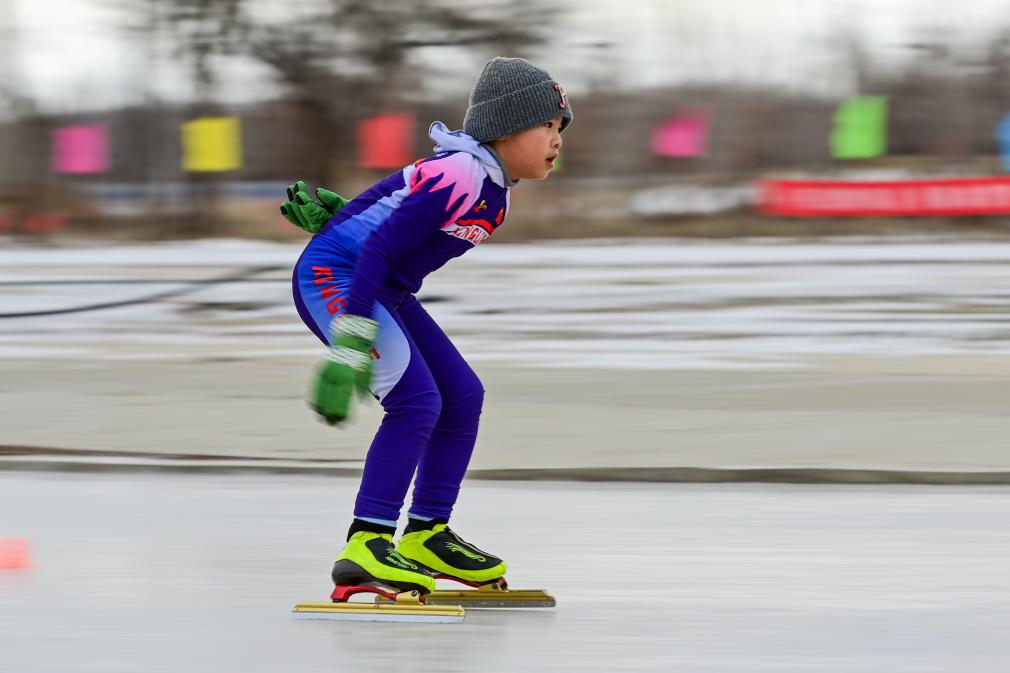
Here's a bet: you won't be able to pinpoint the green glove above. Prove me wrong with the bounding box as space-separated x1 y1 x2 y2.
312 314 378 425
280 180 349 235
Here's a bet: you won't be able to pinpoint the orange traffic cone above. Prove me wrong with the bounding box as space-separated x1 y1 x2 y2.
0 537 32 570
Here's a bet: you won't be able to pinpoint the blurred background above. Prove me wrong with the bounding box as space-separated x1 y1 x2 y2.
4 2 1010 671
5 0 1010 238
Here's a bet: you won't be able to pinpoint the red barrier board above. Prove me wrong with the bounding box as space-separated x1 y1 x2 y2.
759 177 1010 217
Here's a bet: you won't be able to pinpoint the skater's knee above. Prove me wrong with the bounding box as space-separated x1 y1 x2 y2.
440 371 484 422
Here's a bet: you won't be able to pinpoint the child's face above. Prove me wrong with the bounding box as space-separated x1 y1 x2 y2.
491 116 564 180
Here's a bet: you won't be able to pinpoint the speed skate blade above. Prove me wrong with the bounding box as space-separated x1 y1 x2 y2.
292 601 465 623
379 588 556 608
424 588 555 608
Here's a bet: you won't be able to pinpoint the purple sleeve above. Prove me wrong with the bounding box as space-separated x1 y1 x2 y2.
344 153 483 319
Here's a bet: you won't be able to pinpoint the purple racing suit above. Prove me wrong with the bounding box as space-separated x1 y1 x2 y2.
292 122 514 524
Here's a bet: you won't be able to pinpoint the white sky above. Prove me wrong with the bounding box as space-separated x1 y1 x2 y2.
6 0 1010 112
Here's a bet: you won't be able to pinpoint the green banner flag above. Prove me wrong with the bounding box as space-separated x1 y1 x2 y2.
830 96 888 159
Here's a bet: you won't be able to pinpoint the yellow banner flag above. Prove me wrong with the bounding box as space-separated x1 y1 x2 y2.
182 117 242 172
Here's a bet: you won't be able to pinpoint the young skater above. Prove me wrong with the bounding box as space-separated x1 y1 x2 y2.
286 57 572 595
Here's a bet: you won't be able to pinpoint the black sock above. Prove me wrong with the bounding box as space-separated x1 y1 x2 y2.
346 518 397 541
404 517 449 534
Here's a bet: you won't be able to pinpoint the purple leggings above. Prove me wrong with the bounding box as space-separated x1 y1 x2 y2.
292 251 483 523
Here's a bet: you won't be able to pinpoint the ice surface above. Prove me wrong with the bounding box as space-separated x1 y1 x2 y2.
2 236 1008 368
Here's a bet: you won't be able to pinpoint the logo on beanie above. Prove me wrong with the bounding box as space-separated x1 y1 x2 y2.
554 84 567 109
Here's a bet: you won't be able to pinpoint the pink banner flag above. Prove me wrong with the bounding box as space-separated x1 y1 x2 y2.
52 124 109 174
358 114 413 169
651 110 710 158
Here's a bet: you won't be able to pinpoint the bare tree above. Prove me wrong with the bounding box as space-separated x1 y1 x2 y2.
122 0 559 184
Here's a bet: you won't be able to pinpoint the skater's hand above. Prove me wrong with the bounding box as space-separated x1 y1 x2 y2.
312 314 378 425
280 180 349 235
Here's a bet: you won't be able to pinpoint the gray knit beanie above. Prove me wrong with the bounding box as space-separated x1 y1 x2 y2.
463 57 573 142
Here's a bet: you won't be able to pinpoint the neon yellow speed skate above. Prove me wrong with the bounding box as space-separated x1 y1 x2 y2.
393 520 554 608
332 531 437 594
397 520 506 584
292 531 463 623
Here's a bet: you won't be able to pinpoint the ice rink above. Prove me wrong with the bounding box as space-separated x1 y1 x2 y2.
2 237 1009 670
3 236 1010 368
1 236 1008 474
2 472 1009 672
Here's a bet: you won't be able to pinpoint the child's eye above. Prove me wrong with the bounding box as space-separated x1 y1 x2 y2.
544 121 553 129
